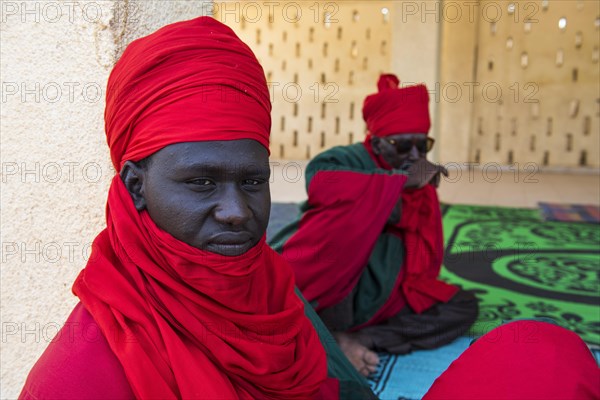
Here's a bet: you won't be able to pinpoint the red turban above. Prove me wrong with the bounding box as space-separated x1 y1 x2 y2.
362 74 431 137
104 16 272 170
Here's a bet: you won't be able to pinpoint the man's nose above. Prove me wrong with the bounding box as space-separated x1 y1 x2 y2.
407 144 420 160
213 186 252 225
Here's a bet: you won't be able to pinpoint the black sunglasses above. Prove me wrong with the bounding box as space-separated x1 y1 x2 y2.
383 137 435 154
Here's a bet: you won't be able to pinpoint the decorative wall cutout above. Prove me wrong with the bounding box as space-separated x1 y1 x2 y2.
506 37 514 49
575 31 583 48
521 52 529 68
558 17 567 30
531 102 540 119
215 2 598 167
570 99 580 118
584 116 591 135
470 1 599 168
580 150 587 166
556 49 564 66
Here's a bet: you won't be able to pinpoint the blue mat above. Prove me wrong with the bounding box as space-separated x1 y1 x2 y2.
367 337 471 400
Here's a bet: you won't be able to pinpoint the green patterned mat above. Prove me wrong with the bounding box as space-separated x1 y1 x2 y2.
441 204 600 346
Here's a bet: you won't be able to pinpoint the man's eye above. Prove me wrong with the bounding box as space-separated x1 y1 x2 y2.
243 179 261 186
187 178 213 186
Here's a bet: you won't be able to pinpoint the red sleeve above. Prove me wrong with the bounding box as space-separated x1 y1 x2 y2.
19 303 135 400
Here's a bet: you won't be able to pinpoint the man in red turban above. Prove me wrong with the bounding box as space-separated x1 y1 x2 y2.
19 17 375 399
271 74 479 376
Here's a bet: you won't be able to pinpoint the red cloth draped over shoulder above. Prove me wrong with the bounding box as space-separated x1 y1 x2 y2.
64 16 331 399
424 320 600 399
351 144 458 329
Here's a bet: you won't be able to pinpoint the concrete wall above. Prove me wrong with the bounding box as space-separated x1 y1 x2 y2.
216 1 394 159
0 2 208 397
391 1 442 162
468 0 600 168
437 0 479 164
436 0 600 168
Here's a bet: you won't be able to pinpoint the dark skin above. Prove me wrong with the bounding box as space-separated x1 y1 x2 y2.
120 139 271 257
371 133 447 188
371 133 427 170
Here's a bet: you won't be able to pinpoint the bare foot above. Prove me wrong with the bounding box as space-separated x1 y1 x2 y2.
333 332 380 377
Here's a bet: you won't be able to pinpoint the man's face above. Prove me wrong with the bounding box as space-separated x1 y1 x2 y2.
135 139 271 256
372 133 430 169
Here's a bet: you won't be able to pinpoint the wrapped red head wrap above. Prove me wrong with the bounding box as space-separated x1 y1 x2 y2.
105 16 272 170
362 74 430 137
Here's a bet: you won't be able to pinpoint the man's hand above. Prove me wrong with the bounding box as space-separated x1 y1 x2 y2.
404 159 448 190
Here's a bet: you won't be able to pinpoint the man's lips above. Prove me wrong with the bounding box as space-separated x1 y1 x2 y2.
208 232 252 245
206 232 255 256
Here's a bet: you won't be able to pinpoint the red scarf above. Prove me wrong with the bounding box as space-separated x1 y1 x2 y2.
73 176 327 398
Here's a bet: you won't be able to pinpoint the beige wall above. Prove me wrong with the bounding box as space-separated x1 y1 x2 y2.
1 2 114 397
439 0 599 168
215 1 445 161
216 1 394 159
215 0 600 169
0 2 209 397
391 1 442 161
438 0 479 164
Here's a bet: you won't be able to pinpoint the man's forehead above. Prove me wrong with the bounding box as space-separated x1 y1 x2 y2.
149 140 270 175
157 140 267 160
175 161 270 175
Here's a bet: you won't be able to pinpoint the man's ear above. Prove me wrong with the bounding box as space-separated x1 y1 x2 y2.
120 161 147 211
371 136 382 155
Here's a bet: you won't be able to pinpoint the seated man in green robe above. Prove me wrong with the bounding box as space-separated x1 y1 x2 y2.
271 74 478 376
